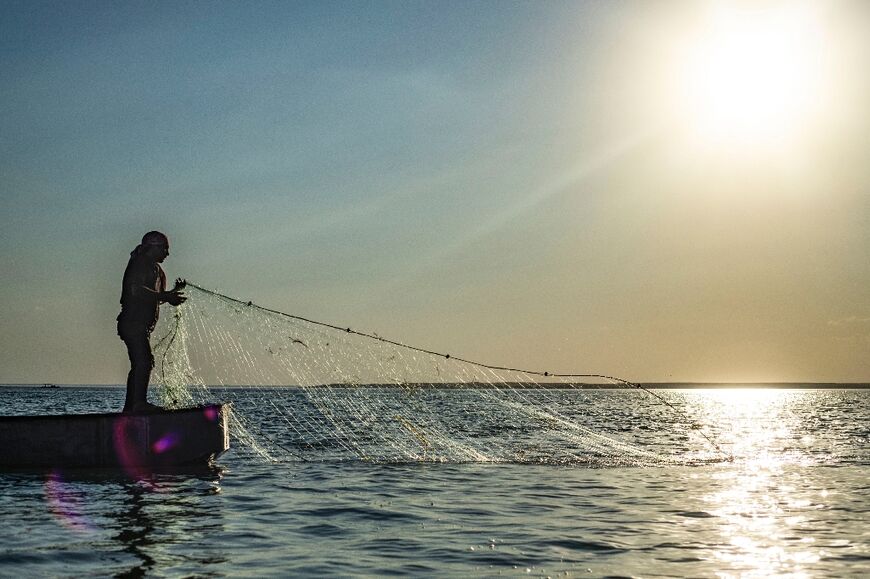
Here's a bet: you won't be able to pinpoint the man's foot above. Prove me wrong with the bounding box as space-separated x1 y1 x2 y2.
129 402 164 414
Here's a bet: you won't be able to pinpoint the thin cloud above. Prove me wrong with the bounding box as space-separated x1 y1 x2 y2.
827 316 870 327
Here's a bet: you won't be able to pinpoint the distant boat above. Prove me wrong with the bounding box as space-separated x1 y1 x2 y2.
0 404 230 470
42 383 59 388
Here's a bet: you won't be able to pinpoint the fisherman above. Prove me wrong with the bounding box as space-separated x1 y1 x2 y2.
117 231 186 413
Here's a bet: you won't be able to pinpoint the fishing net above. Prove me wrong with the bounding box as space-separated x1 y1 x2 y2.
151 283 730 465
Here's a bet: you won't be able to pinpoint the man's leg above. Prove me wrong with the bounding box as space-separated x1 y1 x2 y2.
121 328 155 412
123 366 135 412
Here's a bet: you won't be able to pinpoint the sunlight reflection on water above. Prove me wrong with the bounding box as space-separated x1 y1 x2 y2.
693 389 817 464
692 390 830 577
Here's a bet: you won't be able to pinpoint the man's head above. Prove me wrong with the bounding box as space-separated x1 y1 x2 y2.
141 231 170 262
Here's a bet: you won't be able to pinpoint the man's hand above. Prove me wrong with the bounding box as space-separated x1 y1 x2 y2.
165 289 187 306
163 278 187 306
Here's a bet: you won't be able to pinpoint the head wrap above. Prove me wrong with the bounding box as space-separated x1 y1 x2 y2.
142 231 169 246
131 231 169 258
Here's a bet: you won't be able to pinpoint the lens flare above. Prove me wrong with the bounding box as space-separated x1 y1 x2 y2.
44 470 93 533
203 406 218 422
112 416 160 489
152 432 179 454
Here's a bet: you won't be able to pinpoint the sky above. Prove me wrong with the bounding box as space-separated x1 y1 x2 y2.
1 0 868 384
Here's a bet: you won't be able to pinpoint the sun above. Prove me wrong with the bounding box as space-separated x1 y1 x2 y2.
678 4 827 150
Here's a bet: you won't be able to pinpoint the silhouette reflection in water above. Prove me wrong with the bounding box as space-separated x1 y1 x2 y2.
113 466 226 578
43 466 228 578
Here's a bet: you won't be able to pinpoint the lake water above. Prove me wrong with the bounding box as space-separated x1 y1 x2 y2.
0 386 867 577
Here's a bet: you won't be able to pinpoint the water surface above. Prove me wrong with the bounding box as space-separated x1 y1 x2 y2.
0 386 867 577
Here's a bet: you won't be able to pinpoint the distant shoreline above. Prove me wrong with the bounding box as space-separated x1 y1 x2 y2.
3 382 869 389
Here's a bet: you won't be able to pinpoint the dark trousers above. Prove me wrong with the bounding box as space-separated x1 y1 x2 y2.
118 323 154 411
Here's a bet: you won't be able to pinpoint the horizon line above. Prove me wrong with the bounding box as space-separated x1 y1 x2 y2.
3 382 869 389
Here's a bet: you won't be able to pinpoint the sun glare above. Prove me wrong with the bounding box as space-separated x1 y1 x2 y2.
679 4 827 150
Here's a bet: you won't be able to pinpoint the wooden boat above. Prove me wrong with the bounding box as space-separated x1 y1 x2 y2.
0 404 230 470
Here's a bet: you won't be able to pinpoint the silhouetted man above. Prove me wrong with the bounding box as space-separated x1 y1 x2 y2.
117 231 186 413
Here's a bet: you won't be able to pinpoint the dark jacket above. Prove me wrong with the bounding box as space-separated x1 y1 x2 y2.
117 248 166 333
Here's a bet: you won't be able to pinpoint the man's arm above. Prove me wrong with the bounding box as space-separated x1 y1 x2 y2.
129 278 186 305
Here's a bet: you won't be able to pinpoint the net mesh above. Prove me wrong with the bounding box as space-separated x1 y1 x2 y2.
151 283 730 465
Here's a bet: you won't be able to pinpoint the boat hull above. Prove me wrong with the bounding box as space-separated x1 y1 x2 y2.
0 404 230 469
